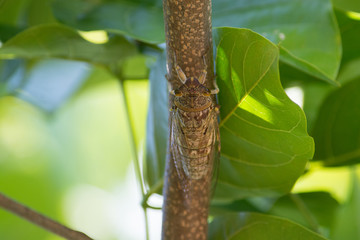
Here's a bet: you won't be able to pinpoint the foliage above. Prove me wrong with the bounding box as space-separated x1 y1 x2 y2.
1 0 360 239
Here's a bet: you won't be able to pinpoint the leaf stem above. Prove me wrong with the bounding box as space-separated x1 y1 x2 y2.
142 178 164 209
290 193 319 232
142 178 164 208
0 192 93 240
119 80 149 240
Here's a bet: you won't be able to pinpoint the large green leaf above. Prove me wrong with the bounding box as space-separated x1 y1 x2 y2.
51 0 165 44
0 24 137 64
144 52 168 189
209 212 328 240
214 27 314 201
213 0 341 84
313 78 360 166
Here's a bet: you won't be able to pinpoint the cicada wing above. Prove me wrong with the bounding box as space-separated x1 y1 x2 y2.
209 110 221 197
194 108 220 199
170 110 192 198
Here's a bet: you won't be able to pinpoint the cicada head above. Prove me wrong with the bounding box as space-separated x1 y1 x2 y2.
173 66 211 97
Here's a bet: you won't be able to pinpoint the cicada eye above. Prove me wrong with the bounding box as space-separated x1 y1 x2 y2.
174 89 183 97
202 87 211 96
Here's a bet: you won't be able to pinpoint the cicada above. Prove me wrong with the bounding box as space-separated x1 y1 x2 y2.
168 63 220 197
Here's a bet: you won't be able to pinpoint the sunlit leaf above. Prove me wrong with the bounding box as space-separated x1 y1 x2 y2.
313 78 360 166
0 24 137 64
209 212 328 240
214 27 314 200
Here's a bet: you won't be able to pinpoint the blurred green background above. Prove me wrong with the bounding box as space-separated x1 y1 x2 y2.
1 0 360 239
0 58 159 239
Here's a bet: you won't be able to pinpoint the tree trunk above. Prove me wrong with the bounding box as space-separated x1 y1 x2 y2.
161 0 215 239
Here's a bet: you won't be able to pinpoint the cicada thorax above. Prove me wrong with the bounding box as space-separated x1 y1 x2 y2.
172 77 216 180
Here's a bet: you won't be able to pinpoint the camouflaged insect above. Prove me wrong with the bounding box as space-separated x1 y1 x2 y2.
168 63 220 196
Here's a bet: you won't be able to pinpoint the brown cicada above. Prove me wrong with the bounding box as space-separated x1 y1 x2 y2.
168 63 220 198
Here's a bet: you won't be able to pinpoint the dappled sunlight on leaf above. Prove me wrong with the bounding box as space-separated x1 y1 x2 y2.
78 30 109 44
239 95 275 125
214 27 314 201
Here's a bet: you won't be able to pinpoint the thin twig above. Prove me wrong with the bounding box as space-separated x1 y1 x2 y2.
142 178 164 208
0 192 93 240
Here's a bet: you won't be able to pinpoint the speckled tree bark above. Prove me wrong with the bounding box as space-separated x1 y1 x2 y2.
161 0 215 239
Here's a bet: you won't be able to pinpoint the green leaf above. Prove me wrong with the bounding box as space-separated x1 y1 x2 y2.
0 0 56 41
0 25 25 43
313 78 360 166
336 58 360 84
52 0 165 44
213 0 341 84
0 0 31 26
210 197 275 216
0 24 137 64
302 81 335 133
335 9 360 65
269 192 339 235
333 0 360 13
144 52 168 189
214 27 314 200
278 63 336 133
209 212 328 240
51 0 341 83
332 170 360 240
26 0 57 26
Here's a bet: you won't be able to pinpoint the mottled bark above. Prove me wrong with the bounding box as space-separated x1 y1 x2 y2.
162 0 215 239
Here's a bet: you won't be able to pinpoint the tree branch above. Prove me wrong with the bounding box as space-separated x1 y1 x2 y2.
162 0 215 239
0 192 93 240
